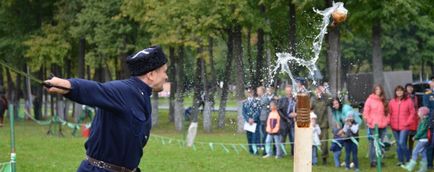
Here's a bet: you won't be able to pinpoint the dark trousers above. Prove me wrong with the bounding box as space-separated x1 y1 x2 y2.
246 124 260 154
427 131 434 167
408 130 416 153
0 109 5 124
259 121 267 148
344 140 359 169
281 122 295 155
320 128 329 162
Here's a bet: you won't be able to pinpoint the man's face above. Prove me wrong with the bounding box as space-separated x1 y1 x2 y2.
285 87 292 97
430 81 434 89
257 88 265 96
151 64 168 92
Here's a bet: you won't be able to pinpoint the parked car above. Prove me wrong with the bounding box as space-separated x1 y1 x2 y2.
413 82 430 107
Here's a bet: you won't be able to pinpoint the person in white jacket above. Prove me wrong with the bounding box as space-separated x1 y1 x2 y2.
311 110 321 165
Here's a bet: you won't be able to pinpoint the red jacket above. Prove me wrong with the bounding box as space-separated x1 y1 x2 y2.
388 97 416 131
363 94 390 129
407 94 419 131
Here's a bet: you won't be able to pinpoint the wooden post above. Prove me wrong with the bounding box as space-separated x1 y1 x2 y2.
294 93 312 172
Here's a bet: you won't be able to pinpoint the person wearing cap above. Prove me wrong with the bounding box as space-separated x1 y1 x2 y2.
311 84 331 165
424 76 434 168
44 45 168 172
242 88 261 155
402 106 431 172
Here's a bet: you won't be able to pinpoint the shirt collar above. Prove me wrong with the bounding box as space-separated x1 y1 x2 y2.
130 77 152 95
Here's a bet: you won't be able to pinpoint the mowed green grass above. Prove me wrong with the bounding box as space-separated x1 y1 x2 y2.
0 110 408 172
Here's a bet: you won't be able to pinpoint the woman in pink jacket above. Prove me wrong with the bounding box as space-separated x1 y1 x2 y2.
388 85 416 166
363 85 390 168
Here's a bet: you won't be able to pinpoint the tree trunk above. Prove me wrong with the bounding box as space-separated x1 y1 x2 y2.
34 67 43 120
326 25 341 96
429 61 434 77
372 21 384 86
0 65 4 92
6 69 15 115
218 28 234 128
247 28 254 90
78 38 86 78
86 65 91 80
120 36 130 79
234 25 246 133
174 46 185 132
43 65 48 118
191 50 203 123
75 42 84 121
14 66 22 119
255 4 265 88
168 47 176 122
289 1 296 56
203 38 216 132
199 50 211 132
25 64 33 119
151 91 159 126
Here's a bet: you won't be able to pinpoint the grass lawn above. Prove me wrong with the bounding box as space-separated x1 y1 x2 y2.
0 109 410 172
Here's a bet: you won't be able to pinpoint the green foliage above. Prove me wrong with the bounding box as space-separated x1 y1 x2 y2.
23 24 71 69
0 0 433 84
70 0 136 67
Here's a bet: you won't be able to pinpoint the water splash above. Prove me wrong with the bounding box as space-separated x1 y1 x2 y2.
270 2 347 93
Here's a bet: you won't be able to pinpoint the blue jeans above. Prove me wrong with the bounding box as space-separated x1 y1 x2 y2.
393 130 410 163
369 128 386 163
333 150 342 167
246 124 260 154
265 134 283 157
412 140 428 161
313 146 318 165
345 140 359 169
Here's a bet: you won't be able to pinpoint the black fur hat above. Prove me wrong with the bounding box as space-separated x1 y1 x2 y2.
126 45 167 76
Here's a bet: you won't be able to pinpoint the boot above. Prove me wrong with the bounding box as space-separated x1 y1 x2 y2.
401 160 417 171
417 160 427 172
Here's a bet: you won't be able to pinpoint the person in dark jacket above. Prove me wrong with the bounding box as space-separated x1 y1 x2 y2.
257 86 270 151
424 77 434 168
278 85 296 156
45 46 168 172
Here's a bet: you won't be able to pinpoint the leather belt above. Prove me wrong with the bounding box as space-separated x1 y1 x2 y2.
87 156 136 172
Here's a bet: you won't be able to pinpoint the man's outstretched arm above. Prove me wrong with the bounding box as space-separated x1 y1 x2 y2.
45 77 125 112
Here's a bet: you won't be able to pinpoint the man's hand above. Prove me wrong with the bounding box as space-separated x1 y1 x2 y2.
248 118 254 125
44 77 71 95
289 112 297 118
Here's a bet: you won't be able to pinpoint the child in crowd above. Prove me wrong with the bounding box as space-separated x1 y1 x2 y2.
263 100 283 159
330 124 345 167
401 106 431 172
342 113 360 172
311 110 321 165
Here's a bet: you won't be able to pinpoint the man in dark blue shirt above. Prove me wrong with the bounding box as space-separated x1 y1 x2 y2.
45 46 168 172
